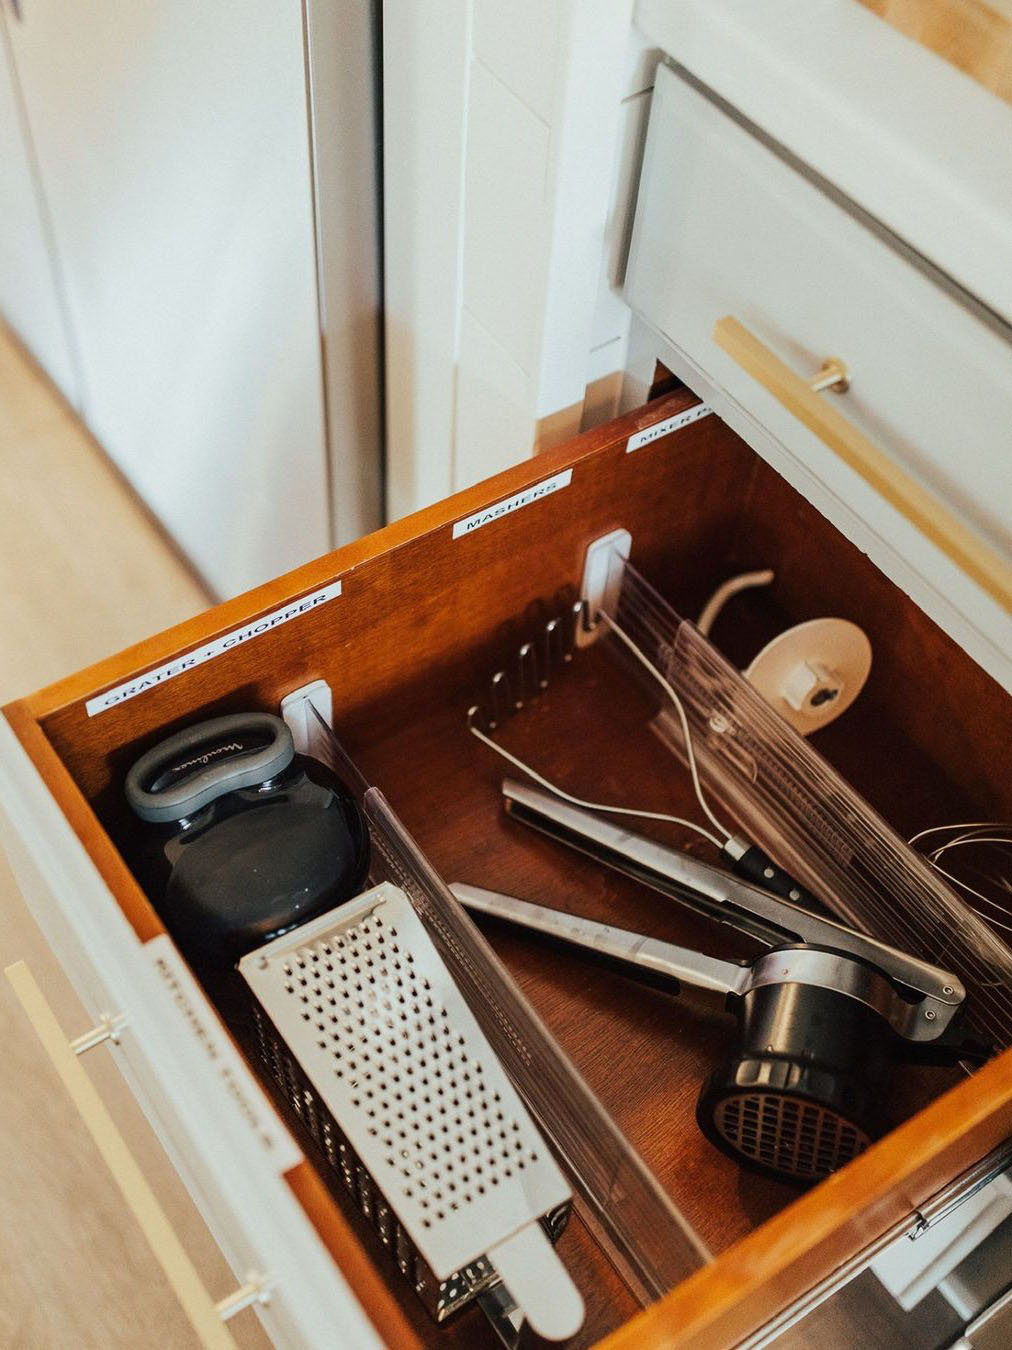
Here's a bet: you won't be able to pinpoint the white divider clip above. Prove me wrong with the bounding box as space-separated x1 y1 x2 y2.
215 1271 274 1321
70 1010 128 1055
576 528 631 647
280 680 334 755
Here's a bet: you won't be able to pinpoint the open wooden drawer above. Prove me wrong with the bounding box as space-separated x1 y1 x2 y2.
2 389 1012 1348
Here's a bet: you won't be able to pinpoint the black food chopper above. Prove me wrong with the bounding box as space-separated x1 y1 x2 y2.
124 711 369 968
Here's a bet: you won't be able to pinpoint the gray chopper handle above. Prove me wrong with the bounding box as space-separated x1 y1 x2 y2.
125 712 295 824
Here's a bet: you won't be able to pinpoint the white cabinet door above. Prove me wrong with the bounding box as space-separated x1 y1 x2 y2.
0 16 77 404
5 1 330 599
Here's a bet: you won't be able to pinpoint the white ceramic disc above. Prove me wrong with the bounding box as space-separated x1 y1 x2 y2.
744 618 872 734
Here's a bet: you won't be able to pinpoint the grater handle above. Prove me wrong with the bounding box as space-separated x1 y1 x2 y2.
487 1221 585 1341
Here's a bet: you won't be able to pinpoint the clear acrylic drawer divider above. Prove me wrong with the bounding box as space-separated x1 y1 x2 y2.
302 706 710 1306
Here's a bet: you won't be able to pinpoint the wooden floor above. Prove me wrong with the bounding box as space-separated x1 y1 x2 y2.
0 326 270 1347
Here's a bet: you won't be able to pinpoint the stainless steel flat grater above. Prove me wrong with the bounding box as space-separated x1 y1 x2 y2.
239 882 584 1340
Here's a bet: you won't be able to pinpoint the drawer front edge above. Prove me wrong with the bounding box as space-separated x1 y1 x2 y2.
0 712 384 1350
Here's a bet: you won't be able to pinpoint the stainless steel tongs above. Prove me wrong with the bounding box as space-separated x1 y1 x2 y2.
453 778 971 1046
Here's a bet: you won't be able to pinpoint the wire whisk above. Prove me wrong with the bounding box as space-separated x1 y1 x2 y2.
910 823 1012 938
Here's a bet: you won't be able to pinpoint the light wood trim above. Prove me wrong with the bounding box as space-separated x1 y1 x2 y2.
858 0 1012 107
4 960 237 1350
601 1045 1012 1349
713 315 1012 613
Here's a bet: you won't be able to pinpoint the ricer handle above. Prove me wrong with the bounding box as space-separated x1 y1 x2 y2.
501 779 965 1011
450 884 748 1000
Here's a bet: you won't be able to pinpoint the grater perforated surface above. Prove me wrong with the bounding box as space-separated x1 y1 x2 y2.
239 883 571 1280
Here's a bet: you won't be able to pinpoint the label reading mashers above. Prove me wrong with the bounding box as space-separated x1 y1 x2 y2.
625 403 714 453
452 469 572 539
147 934 302 1173
85 579 343 717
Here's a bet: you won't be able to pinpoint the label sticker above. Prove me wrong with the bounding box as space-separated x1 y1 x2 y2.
85 579 343 717
625 403 714 453
452 469 572 539
146 935 302 1173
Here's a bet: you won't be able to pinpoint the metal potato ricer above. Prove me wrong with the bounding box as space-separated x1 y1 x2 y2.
451 780 990 1186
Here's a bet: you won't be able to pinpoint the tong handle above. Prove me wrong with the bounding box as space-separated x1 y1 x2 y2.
501 779 965 1010
723 838 831 919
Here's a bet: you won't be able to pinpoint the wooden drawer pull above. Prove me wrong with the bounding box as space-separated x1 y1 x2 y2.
4 960 270 1347
713 315 1012 613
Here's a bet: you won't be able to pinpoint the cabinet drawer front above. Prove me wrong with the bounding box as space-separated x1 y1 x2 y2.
625 63 1012 689
0 716 384 1350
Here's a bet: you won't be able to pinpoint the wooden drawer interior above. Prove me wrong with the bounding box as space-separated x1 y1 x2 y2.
9 390 1012 1347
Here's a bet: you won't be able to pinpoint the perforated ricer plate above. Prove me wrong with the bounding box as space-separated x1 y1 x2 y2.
713 1091 869 1181
239 883 573 1284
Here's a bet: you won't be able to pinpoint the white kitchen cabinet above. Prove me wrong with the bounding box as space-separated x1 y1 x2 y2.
0 16 77 404
3 0 378 600
385 0 1012 682
383 0 638 511
634 0 1012 329
624 60 1012 695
